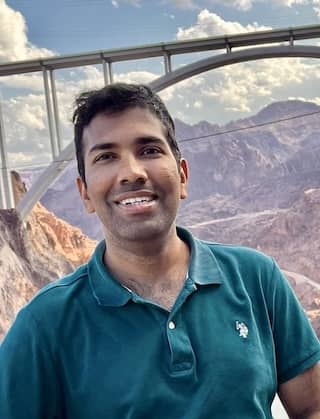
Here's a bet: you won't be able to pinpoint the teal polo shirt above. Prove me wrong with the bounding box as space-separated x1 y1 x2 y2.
1 227 320 419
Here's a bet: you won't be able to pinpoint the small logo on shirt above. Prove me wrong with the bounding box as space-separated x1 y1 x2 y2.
235 321 249 339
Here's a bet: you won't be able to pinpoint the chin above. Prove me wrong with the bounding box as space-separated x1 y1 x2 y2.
117 221 174 242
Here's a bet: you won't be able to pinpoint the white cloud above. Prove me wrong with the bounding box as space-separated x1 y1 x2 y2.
2 93 52 167
155 51 320 125
194 100 203 108
0 0 55 63
166 0 313 10
176 9 271 40
0 74 44 91
114 70 159 84
204 0 309 9
271 0 308 5
160 75 204 102
204 0 254 10
5 94 47 132
164 12 176 19
169 0 199 9
110 0 142 6
288 95 320 104
312 0 320 15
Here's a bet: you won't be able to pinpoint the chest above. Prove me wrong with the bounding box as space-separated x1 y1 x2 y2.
57 285 276 419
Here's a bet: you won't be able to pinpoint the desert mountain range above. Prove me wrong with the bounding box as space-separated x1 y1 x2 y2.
1 99 319 338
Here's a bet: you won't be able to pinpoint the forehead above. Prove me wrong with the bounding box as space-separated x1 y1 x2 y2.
82 107 167 149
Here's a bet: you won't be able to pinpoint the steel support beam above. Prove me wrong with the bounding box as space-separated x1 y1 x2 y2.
0 100 14 209
163 52 172 74
107 62 113 83
150 45 320 91
50 69 62 153
102 59 109 85
16 142 74 219
43 69 59 159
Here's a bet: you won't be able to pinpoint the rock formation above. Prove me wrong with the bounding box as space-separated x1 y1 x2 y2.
0 172 96 339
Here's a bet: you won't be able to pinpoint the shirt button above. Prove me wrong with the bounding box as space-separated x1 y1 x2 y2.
168 321 176 330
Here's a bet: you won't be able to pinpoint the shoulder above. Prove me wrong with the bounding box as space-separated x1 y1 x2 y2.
32 263 88 300
179 226 278 291
200 238 276 275
195 237 288 301
19 263 89 325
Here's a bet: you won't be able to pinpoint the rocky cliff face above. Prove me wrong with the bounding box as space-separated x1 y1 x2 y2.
0 173 96 339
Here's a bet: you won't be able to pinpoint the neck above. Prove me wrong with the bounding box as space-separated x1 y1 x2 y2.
103 227 190 303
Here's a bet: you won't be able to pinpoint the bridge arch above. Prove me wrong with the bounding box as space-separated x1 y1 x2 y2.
17 44 320 219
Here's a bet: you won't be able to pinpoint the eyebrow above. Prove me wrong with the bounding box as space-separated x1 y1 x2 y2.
88 136 166 154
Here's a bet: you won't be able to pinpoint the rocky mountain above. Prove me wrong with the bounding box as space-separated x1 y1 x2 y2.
177 100 320 200
0 173 96 339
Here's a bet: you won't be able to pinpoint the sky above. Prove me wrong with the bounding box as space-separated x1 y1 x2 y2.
1 0 320 168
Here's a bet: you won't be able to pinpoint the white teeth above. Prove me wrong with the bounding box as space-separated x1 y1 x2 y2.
119 196 153 206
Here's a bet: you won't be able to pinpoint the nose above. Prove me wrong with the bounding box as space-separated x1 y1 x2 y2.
118 155 147 185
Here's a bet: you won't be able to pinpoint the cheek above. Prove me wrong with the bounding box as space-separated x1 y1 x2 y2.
157 165 181 183
86 168 113 194
156 167 184 201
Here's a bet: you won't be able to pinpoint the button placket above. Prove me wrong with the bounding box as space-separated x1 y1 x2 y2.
166 311 195 374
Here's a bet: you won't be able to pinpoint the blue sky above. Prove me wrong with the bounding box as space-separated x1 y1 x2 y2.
5 0 319 54
1 0 320 168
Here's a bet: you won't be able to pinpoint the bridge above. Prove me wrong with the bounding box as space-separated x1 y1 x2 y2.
1 23 320 219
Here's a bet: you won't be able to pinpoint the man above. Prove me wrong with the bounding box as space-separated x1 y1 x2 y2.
0 83 320 418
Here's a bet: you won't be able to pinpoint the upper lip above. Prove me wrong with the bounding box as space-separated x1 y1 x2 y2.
114 190 157 204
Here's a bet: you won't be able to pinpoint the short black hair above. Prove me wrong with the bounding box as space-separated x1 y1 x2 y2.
72 83 181 184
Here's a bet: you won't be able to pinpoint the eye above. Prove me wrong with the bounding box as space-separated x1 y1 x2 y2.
93 152 116 163
141 147 162 156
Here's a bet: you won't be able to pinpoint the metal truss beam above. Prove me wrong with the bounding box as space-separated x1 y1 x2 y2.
0 100 14 209
149 44 320 91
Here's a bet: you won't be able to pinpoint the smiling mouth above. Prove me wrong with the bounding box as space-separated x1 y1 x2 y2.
117 196 156 207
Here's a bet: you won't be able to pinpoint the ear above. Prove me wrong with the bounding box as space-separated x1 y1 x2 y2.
179 158 189 200
77 176 95 214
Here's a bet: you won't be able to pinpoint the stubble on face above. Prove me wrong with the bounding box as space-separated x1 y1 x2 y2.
78 107 188 249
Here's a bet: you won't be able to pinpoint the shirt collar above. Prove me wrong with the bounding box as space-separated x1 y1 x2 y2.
177 227 223 286
88 241 132 307
88 226 223 307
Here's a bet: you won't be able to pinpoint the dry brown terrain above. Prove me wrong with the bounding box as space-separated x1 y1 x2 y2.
0 173 96 338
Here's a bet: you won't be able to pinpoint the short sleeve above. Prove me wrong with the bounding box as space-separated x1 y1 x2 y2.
0 307 61 419
266 259 320 384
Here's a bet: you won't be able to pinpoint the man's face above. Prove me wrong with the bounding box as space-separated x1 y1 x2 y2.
77 107 188 246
